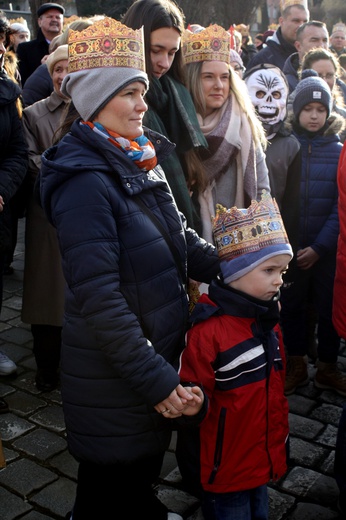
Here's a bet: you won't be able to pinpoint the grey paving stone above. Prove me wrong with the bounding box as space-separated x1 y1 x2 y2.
316 423 338 448
30 477 76 518
0 458 57 496
50 450 78 480
0 413 35 440
287 394 316 416
12 428 67 460
157 484 200 517
30 405 66 433
268 487 296 519
289 437 330 467
311 404 345 427
5 390 46 416
0 485 32 520
289 413 324 439
281 466 339 506
286 502 340 519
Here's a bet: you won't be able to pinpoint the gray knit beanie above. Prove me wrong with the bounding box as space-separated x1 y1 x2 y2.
293 69 332 119
62 17 148 121
61 67 148 121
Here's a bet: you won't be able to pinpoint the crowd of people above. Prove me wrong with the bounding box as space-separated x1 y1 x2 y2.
1 0 346 518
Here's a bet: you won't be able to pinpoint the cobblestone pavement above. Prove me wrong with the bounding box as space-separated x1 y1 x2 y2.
0 219 345 520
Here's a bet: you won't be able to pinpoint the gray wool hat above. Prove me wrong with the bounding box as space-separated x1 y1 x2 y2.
61 67 149 122
293 69 332 119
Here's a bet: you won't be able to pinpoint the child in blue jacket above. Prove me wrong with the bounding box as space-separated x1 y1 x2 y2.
280 71 346 396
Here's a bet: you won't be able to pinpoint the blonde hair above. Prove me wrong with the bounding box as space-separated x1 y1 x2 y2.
185 61 267 150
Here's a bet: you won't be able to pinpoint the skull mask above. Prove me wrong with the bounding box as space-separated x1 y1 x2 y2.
245 68 288 125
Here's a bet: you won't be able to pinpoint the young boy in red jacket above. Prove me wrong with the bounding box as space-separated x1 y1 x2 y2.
177 191 292 520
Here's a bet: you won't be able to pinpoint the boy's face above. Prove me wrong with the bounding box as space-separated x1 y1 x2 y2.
229 254 291 300
298 102 327 132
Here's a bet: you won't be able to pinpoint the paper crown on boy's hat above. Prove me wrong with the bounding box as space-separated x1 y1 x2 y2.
61 17 148 122
182 24 231 65
293 69 332 118
332 22 346 34
212 191 293 283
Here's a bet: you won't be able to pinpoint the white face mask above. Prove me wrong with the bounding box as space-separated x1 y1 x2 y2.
245 68 288 125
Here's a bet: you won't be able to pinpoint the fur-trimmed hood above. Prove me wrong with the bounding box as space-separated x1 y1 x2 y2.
284 109 346 138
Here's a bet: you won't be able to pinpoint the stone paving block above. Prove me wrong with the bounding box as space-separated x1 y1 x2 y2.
157 484 200 517
316 423 338 448
289 437 329 467
3 294 25 311
311 403 345 427
50 450 78 480
5 390 46 417
30 477 76 518
281 466 339 506
0 324 32 344
13 428 67 460
289 413 324 439
0 381 16 397
0 413 35 441
287 394 316 416
0 458 57 496
31 405 66 433
268 487 296 520
0 485 32 520
286 502 340 519
321 450 336 475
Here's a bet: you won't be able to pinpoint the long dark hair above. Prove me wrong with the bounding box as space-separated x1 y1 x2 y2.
122 0 186 83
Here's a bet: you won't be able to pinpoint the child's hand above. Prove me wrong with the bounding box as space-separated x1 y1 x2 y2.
180 386 205 416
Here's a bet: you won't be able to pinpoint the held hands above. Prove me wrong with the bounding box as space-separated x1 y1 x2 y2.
154 384 204 419
296 247 319 270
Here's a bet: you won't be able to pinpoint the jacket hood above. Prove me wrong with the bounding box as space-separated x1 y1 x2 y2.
40 119 175 224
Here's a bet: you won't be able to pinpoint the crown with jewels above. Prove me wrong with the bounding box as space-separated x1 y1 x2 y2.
182 24 231 65
67 17 145 74
280 0 308 11
212 191 290 263
332 22 346 34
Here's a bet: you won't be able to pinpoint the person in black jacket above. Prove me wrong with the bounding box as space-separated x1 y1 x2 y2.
0 17 28 384
16 3 64 86
247 3 309 70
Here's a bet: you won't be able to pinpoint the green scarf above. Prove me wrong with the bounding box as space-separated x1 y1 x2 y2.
144 75 207 228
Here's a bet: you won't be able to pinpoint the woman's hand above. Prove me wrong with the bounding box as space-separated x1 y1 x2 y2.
154 384 203 418
0 196 4 212
296 247 319 270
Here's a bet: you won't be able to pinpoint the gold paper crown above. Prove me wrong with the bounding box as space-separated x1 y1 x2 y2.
68 17 145 74
332 22 346 35
212 191 290 262
182 24 231 65
235 24 249 37
280 0 308 12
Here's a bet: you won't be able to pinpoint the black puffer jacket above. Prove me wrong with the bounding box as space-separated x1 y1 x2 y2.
0 71 28 251
40 120 219 465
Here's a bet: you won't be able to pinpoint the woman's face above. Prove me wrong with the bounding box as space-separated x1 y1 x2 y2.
93 82 148 138
309 59 336 91
200 60 230 116
52 59 68 97
150 27 180 79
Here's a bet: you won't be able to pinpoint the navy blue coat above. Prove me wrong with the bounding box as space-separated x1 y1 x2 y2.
293 115 342 256
0 72 28 251
40 120 219 465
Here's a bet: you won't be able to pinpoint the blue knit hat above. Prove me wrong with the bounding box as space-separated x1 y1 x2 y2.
212 191 293 283
293 69 332 118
